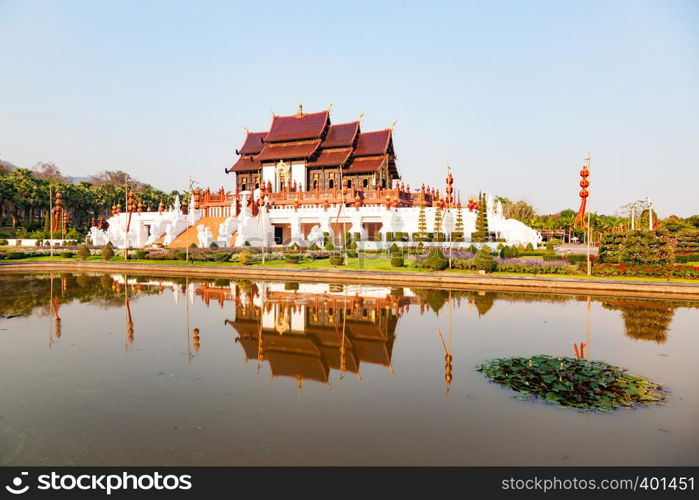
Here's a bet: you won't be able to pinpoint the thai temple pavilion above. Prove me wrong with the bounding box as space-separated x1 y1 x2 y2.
227 105 399 194
90 106 542 249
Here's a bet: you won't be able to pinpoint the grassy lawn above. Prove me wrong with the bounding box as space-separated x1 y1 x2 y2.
4 254 699 284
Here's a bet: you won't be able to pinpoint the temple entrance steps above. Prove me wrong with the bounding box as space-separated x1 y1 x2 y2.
167 217 227 248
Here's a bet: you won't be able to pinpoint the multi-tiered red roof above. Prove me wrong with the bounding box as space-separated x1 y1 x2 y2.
227 108 397 178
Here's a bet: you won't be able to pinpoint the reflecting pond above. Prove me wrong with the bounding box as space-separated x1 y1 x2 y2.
0 272 697 465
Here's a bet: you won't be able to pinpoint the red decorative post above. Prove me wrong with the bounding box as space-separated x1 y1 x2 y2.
445 172 454 209
574 164 590 229
574 153 592 275
53 192 62 234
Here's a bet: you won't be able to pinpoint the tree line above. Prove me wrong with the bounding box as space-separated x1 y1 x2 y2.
0 162 181 238
1 162 696 242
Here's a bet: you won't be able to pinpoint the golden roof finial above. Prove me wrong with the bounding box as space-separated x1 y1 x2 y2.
327 102 334 111
298 102 303 114
358 112 365 121
390 120 398 130
243 126 250 134
270 108 275 118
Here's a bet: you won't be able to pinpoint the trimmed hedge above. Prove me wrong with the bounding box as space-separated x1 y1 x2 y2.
675 253 699 263
599 230 675 265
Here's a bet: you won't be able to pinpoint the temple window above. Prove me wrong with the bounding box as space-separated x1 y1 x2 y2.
241 184 246 191
313 180 318 189
347 179 352 188
329 179 334 188
382 179 386 188
363 178 368 188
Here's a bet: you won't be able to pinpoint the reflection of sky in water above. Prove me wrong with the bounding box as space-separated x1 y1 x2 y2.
0 273 697 466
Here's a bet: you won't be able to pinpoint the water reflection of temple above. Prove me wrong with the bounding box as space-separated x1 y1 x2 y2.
196 282 416 386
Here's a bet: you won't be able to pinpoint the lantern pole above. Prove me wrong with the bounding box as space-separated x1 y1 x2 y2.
586 151 591 276
49 183 54 258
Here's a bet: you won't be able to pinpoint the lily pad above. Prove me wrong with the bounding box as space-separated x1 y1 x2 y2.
477 355 668 412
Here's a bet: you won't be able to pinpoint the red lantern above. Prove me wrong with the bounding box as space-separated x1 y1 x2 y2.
574 164 590 228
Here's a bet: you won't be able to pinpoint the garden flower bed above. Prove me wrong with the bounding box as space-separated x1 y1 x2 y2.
591 262 699 279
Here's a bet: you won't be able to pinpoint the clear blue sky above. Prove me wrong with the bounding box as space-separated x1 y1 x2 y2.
1 0 697 216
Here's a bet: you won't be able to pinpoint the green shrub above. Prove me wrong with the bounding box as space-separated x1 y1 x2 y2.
65 228 81 240
244 240 251 247
6 251 27 259
174 251 187 260
599 230 675 265
133 250 148 260
453 258 476 270
425 248 448 271
35 240 43 247
566 254 587 264
76 245 90 261
329 254 344 266
308 242 319 251
467 244 478 253
390 255 404 267
289 242 300 250
238 250 254 265
526 242 534 251
346 250 358 258
190 242 197 248
546 241 554 252
474 245 496 272
285 253 302 264
389 243 400 255
324 240 335 251
60 251 75 258
673 231 699 254
209 242 219 248
353 232 361 242
0 239 8 245
675 253 699 263
499 245 520 258
543 253 563 261
519 250 546 256
101 242 115 261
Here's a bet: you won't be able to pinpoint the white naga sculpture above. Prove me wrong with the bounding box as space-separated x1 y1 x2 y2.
86 186 542 250
197 225 214 248
307 225 325 247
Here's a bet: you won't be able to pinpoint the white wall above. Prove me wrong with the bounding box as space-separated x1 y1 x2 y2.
291 161 306 191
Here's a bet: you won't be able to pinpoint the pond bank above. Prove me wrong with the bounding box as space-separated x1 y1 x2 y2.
2 261 699 300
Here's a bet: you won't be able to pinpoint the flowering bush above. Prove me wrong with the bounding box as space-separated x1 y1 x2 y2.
591 263 699 279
